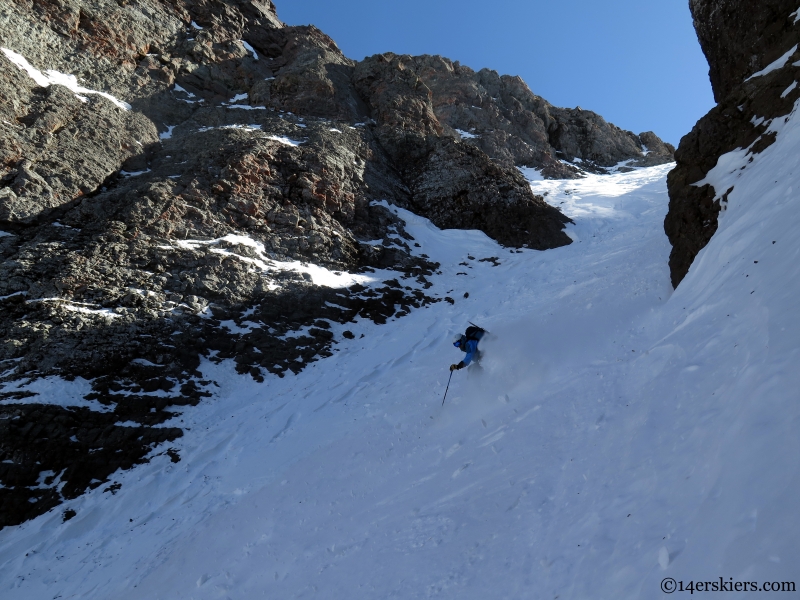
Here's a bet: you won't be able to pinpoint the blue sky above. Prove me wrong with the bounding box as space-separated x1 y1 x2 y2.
276 0 714 147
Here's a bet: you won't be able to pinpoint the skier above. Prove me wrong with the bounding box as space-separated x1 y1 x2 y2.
450 325 485 371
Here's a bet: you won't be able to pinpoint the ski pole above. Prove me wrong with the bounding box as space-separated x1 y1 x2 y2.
442 370 454 406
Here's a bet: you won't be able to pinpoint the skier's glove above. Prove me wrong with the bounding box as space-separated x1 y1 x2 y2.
450 362 465 371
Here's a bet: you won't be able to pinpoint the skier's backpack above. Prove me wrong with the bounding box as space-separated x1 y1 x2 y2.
464 325 484 342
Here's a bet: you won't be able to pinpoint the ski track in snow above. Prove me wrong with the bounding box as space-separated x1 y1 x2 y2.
1 107 800 598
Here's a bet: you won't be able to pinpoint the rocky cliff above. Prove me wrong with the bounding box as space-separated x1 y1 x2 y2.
665 0 800 286
0 0 674 527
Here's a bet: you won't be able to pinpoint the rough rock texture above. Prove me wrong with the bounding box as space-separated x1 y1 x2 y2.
689 0 800 102
0 0 672 527
665 0 800 286
412 140 571 249
354 53 674 179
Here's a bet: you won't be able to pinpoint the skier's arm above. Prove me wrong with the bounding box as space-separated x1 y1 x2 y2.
462 340 478 366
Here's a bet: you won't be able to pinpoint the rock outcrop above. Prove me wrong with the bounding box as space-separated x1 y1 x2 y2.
665 0 800 287
689 0 800 103
0 0 673 527
355 53 674 178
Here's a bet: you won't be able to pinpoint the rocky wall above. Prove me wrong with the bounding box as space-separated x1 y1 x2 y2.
665 0 800 287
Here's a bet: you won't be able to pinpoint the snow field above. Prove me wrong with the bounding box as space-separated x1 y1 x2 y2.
1 103 799 599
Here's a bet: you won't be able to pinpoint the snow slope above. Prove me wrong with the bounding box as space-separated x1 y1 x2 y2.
1 101 799 598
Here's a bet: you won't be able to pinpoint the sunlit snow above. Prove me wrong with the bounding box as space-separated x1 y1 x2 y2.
241 40 259 61
745 44 798 81
0 376 108 411
172 233 374 287
267 134 303 146
120 168 151 177
1 48 131 110
172 84 194 97
25 297 120 319
517 165 544 181
172 84 203 104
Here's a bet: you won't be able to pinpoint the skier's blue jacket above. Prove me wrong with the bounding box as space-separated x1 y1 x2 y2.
455 328 485 366
461 338 480 366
